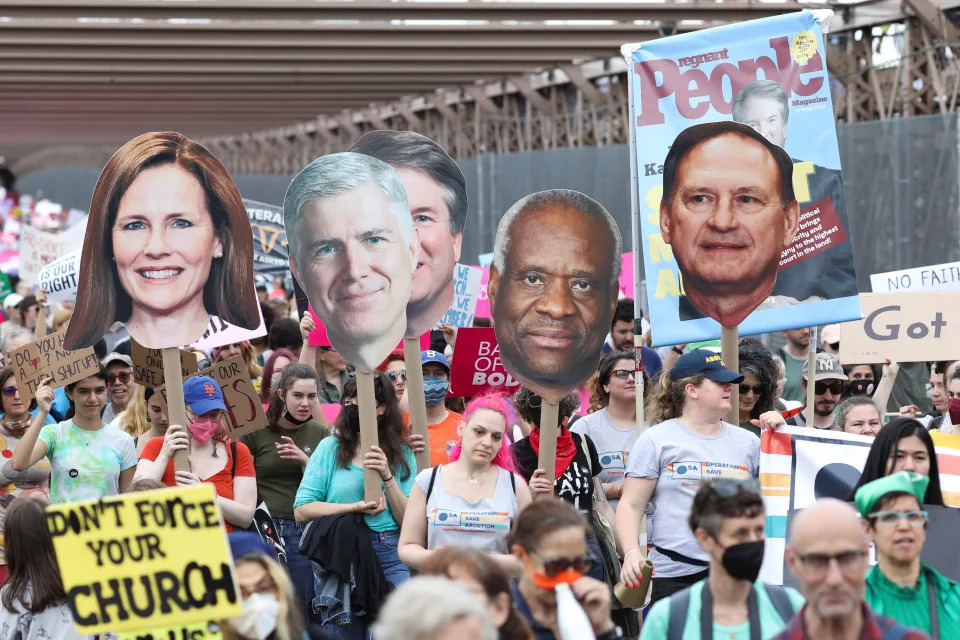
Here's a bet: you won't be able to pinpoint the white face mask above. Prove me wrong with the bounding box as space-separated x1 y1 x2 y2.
228 592 280 640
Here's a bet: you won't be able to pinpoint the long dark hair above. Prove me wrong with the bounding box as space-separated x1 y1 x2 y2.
0 366 36 415
261 348 296 404
266 364 319 426
850 418 945 505
421 547 534 640
64 365 108 421
2 496 67 614
335 372 411 481
64 131 259 351
738 340 778 419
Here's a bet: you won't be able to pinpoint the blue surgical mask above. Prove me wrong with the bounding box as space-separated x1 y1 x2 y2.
423 376 449 406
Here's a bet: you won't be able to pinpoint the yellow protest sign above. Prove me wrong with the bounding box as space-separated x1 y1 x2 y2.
117 620 222 640
46 485 240 635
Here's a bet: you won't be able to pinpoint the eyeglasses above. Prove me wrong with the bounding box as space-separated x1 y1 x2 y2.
705 477 761 498
610 369 633 380
795 550 866 574
529 551 596 578
829 342 840 351
1 386 16 397
814 381 844 395
387 370 407 383
107 372 132 384
870 510 928 528
739 384 764 396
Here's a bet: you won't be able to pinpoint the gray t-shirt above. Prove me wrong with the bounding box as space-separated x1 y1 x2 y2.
571 408 639 511
626 418 760 578
415 465 519 556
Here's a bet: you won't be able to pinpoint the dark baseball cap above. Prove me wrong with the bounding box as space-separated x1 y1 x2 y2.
671 348 744 384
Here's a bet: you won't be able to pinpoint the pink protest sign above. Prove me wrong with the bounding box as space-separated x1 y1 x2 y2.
320 403 342 424
474 267 491 319
449 327 521 396
619 252 634 299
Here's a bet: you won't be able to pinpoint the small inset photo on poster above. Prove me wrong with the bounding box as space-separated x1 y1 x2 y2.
64 132 260 350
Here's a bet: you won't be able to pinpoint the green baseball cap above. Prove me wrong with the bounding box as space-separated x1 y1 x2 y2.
853 471 929 518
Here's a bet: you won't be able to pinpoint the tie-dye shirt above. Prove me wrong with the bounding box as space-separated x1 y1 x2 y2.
38 420 137 504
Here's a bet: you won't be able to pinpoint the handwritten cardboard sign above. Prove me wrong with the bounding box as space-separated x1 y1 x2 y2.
871 260 960 294
156 356 268 438
840 292 960 364
131 340 200 388
11 329 99 399
46 485 240 634
18 222 85 284
436 263 482 328
449 327 521 396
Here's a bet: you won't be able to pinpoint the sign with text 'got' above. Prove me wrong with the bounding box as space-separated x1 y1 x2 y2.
46 484 240 635
11 329 99 399
450 328 521 396
840 292 960 364
156 356 268 438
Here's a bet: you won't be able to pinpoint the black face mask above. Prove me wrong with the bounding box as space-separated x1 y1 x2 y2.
720 540 765 582
847 379 876 397
342 404 360 434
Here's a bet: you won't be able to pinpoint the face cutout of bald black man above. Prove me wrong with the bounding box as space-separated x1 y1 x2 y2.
660 121 800 328
487 190 621 404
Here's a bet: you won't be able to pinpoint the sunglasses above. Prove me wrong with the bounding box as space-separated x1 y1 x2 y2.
386 370 406 383
739 384 764 396
705 477 761 498
529 551 596 578
870 510 928 528
829 342 840 351
610 369 633 380
108 372 132 384
814 380 844 395
1 386 16 397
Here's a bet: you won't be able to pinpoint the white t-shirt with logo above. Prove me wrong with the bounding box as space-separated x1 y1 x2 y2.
572 408 639 511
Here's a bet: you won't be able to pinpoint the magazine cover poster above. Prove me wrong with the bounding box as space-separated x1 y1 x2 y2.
627 10 860 346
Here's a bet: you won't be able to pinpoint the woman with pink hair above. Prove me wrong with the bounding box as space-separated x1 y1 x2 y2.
398 393 531 575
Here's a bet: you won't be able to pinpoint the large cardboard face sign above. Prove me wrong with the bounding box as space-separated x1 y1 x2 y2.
625 11 862 346
659 122 801 327
487 189 621 403
64 132 260 350
283 152 419 372
348 130 468 339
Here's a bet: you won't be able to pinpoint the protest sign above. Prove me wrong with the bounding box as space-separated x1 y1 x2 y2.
840 292 959 364
37 248 81 303
156 356 268 439
18 224 84 284
436 264 482 328
11 330 98 399
189 305 268 354
47 485 240 635
871 260 960 293
64 132 259 351
245 198 288 276
131 340 199 388
118 622 221 640
474 267 491 320
623 10 861 346
450 328 521 396
759 426 960 586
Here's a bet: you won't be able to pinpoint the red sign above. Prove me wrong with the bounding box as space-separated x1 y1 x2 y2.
450 328 521 396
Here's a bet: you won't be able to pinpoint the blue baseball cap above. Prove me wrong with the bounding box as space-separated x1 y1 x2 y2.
183 375 227 415
421 350 450 372
228 531 274 561
671 348 744 384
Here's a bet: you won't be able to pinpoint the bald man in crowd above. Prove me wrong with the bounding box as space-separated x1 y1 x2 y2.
773 499 929 639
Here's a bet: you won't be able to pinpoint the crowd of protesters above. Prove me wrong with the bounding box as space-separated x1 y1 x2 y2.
0 278 956 640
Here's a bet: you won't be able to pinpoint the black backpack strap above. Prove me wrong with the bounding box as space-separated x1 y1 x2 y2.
230 440 237 477
509 471 516 494
763 584 799 625
667 586 691 640
426 465 441 501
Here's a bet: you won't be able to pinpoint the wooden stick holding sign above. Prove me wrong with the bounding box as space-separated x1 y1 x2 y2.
357 371 383 503
721 326 739 425
634 332 646 434
404 338 431 472
536 401 560 492
805 327 818 427
162 347 191 473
